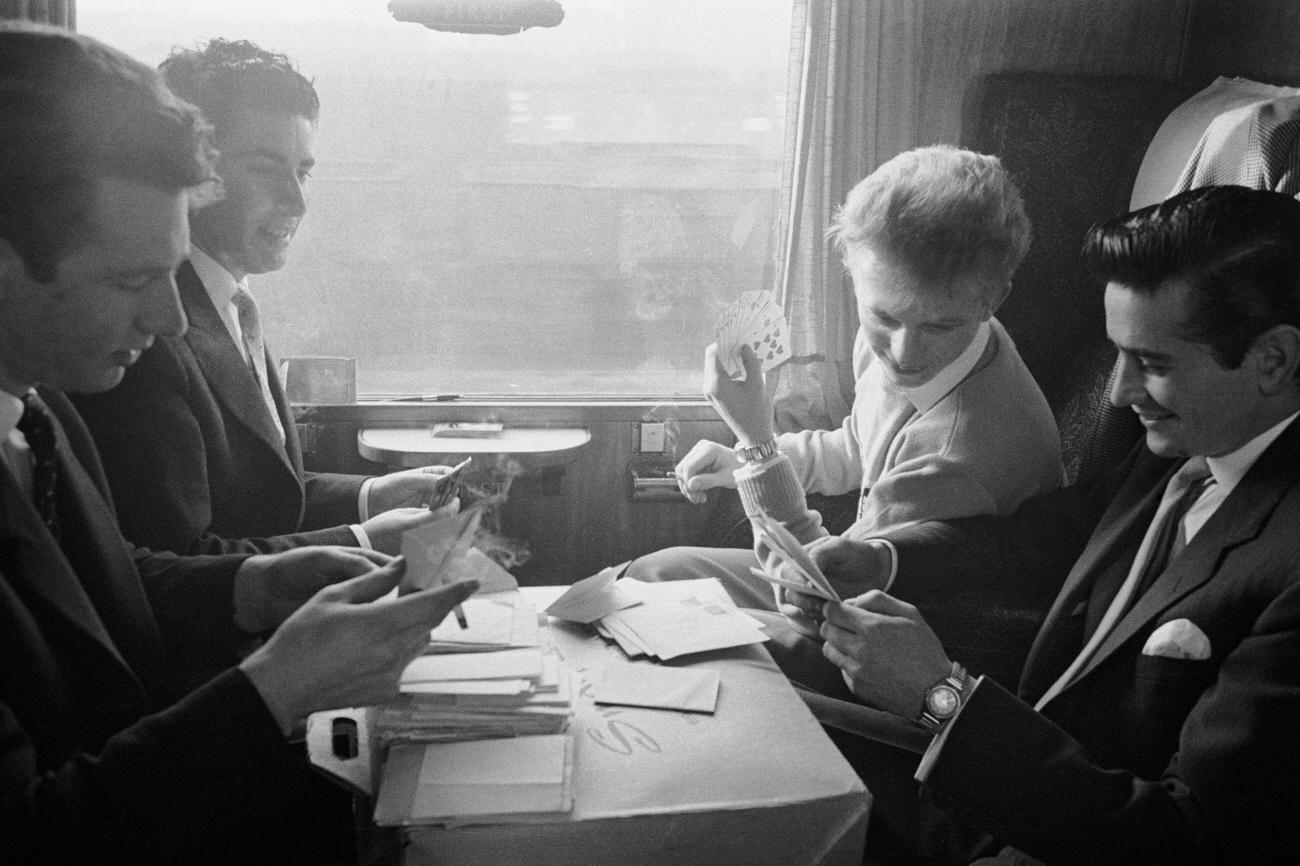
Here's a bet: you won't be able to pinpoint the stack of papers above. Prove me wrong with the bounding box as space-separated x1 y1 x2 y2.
374 734 575 827
547 574 769 661
375 646 576 746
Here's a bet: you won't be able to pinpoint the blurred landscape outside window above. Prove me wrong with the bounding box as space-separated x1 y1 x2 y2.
80 0 793 398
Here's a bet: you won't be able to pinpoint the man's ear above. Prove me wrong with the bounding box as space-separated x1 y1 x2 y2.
1251 324 1300 395
984 281 1013 318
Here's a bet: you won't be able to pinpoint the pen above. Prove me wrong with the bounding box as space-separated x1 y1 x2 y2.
389 394 459 402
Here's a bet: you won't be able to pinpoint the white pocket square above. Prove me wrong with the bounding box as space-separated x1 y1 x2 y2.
1142 618 1211 660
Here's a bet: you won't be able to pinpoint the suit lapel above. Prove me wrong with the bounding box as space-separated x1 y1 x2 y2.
0 427 146 699
1019 451 1177 702
177 261 296 476
1072 419 1300 684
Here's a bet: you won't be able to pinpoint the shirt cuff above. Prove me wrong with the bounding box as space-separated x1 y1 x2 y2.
868 537 899 592
350 523 373 550
914 674 984 784
357 476 376 522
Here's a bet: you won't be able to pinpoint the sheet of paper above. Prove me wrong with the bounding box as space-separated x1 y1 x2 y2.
545 563 640 623
374 735 574 826
401 647 544 685
400 506 483 593
426 591 539 650
603 596 768 661
595 664 721 714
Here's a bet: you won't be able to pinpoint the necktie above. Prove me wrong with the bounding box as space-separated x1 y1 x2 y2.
17 394 60 538
231 286 285 442
1034 457 1213 710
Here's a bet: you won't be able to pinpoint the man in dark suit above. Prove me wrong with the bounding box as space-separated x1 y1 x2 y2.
774 186 1300 863
71 38 451 557
0 24 476 863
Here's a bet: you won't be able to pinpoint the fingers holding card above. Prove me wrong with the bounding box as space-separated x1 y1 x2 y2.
712 290 792 382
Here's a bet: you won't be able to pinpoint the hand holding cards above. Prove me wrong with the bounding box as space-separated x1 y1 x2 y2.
749 511 841 603
425 457 471 509
713 290 792 381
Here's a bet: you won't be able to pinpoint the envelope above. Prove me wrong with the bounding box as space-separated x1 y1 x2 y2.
594 664 721 714
1141 618 1211 660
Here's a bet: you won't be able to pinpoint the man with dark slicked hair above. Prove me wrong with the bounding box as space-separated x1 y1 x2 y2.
786 186 1300 864
0 24 475 864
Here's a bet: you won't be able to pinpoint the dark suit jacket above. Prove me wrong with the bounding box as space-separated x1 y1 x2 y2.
885 420 1300 863
70 260 367 555
0 390 335 864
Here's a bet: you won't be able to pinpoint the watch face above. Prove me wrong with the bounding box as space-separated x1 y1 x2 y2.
926 684 959 718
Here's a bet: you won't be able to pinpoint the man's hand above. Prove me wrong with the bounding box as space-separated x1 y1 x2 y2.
820 591 951 718
239 558 479 729
774 536 892 636
360 501 458 555
233 545 391 633
704 342 775 449
367 464 458 513
809 536 892 596
674 440 741 504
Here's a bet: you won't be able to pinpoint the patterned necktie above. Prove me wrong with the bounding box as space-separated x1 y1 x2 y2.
1034 456 1213 710
231 285 285 441
17 394 60 538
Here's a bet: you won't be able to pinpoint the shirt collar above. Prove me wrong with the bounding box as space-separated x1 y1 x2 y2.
1204 410 1300 497
900 320 992 414
189 245 245 308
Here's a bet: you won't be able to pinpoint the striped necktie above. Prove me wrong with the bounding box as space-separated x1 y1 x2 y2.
17 394 60 538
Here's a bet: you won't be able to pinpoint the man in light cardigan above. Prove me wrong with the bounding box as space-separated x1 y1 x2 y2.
627 145 1063 612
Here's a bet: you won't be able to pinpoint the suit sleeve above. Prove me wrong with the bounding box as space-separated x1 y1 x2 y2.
69 341 361 555
300 470 366 531
0 668 320 865
918 575 1300 864
878 440 1147 613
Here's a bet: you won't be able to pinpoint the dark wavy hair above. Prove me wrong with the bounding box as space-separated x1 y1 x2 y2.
160 38 319 135
0 23 214 282
1082 185 1300 372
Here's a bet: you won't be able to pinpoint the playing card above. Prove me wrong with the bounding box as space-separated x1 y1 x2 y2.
712 290 791 382
749 511 841 602
427 456 472 509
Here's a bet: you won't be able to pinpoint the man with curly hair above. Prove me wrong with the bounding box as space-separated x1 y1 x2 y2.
72 39 455 558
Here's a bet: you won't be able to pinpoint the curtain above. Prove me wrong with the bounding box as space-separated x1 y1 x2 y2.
771 0 921 432
0 0 74 27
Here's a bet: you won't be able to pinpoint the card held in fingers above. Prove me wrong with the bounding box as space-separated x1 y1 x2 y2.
712 290 791 381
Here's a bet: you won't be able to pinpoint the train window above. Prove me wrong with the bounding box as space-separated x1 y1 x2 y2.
79 0 794 399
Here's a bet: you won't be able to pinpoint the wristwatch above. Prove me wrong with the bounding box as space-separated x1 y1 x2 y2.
734 439 778 464
918 661 970 734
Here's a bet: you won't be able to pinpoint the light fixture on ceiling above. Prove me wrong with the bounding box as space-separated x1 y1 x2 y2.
388 0 565 36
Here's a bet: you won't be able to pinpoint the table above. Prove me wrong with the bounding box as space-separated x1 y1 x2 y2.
310 586 870 865
358 426 591 469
